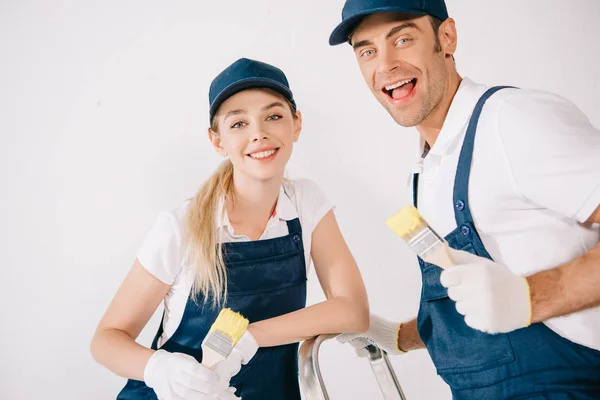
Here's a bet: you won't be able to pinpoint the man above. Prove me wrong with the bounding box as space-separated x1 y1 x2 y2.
331 0 600 398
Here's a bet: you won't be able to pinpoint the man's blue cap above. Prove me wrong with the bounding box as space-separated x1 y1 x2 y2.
209 58 296 121
329 0 449 46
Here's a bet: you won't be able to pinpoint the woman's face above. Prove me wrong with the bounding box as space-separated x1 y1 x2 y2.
210 89 302 183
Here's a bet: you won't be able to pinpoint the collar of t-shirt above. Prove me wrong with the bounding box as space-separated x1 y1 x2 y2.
216 184 298 239
414 77 489 169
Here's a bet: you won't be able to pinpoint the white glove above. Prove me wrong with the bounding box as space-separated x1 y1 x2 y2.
215 387 239 400
440 248 532 334
337 314 404 357
231 330 259 365
212 330 259 389
144 350 230 400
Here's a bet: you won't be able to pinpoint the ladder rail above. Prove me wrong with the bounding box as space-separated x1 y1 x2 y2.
298 334 407 400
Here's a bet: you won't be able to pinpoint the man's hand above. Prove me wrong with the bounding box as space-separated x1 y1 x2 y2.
337 314 404 356
440 249 532 334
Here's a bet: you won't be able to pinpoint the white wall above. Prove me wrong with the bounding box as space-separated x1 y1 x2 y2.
1 0 599 398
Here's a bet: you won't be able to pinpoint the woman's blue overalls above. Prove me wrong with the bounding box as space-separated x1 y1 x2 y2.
117 215 307 400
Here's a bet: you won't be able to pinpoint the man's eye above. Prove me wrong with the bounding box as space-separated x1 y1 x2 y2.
396 38 411 46
361 49 375 58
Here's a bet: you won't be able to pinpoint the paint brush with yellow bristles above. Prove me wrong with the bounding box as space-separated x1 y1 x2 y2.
201 308 249 368
386 206 456 269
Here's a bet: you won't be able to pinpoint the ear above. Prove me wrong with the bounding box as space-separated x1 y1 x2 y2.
439 18 458 57
208 128 228 157
292 111 303 142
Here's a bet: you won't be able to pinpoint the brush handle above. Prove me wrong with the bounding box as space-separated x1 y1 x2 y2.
422 241 456 269
200 346 226 369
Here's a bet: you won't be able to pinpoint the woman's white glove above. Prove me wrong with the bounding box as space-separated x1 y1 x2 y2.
144 350 230 400
213 330 259 389
337 314 404 357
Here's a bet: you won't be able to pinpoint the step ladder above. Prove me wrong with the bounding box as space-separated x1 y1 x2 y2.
298 334 407 399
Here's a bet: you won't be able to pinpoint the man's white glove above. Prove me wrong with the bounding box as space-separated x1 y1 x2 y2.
337 314 404 357
440 248 532 334
144 350 229 400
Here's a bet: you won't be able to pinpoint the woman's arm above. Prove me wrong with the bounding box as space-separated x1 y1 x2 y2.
90 260 170 380
248 210 370 347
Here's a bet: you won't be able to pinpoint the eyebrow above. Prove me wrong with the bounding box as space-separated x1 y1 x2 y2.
223 101 286 120
224 109 244 120
262 101 285 111
352 22 421 50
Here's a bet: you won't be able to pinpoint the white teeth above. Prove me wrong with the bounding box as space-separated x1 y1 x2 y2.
249 149 276 159
385 79 414 91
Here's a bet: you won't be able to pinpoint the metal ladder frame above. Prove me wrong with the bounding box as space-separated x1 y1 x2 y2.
298 334 407 399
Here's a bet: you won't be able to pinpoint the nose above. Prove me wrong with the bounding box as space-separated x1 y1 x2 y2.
250 123 270 142
376 45 399 75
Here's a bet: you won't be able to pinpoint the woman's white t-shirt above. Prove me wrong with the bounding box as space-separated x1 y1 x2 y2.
137 179 333 346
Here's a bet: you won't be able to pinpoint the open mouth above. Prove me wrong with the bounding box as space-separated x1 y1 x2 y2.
382 78 417 100
246 148 280 160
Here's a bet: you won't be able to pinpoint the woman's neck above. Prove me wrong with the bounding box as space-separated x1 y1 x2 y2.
226 171 282 239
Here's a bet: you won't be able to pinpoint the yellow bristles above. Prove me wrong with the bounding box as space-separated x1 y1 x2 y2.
209 308 249 347
386 206 427 240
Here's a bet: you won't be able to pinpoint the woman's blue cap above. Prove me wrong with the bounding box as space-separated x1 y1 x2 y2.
209 58 296 121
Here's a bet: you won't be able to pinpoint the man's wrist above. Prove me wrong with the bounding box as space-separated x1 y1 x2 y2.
396 319 424 352
526 267 564 324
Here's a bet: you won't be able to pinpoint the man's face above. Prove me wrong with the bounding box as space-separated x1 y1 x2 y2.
351 13 449 127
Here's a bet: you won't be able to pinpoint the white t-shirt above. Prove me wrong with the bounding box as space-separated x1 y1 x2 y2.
137 179 333 346
414 78 600 351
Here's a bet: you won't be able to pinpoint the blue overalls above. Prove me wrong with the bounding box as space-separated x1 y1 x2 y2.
414 87 600 399
117 217 307 400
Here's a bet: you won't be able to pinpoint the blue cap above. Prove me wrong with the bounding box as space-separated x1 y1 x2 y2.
209 58 296 121
329 0 449 46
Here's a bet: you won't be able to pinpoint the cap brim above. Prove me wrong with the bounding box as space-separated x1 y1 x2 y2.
209 78 294 120
329 7 428 46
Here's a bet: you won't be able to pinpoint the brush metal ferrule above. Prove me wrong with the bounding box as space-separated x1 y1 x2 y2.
204 332 233 357
407 226 444 259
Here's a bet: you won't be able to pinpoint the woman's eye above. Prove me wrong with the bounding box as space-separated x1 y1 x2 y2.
231 121 245 129
267 114 282 121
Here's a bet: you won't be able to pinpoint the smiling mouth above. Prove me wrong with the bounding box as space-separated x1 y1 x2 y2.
382 78 417 100
246 148 280 159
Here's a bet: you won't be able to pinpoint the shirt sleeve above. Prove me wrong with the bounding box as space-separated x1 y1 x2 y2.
496 90 600 223
293 179 334 234
137 211 184 284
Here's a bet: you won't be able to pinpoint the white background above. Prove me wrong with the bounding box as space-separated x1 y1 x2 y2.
1 0 599 399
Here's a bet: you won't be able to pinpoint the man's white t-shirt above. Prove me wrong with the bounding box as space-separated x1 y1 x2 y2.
414 78 600 351
137 179 333 346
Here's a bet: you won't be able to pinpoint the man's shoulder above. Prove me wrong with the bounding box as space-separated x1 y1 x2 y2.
485 85 584 124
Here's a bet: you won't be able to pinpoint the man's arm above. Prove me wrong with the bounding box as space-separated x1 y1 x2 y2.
397 319 425 352
527 205 600 323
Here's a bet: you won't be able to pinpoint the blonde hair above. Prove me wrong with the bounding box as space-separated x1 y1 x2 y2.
186 88 297 307
186 159 234 306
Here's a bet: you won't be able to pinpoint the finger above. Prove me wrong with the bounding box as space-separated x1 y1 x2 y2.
355 347 369 358
337 333 359 343
215 357 242 378
440 266 468 288
448 248 485 264
446 285 469 302
455 300 474 316
218 389 241 400
191 363 220 383
464 311 491 334
180 369 222 395
177 354 220 384
350 337 371 350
